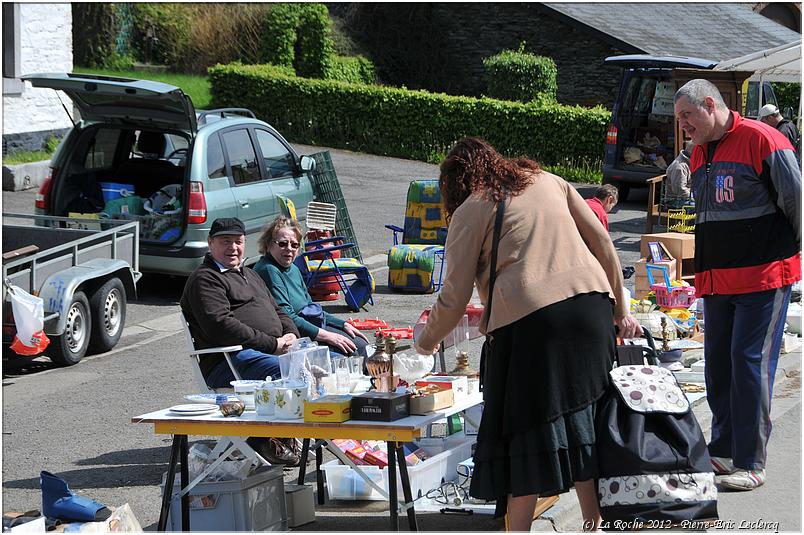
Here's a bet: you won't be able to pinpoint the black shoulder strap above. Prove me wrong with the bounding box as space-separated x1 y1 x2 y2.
484 199 505 326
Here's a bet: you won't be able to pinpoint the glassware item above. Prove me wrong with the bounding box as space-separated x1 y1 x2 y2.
334 357 351 394
349 355 364 377
450 314 478 376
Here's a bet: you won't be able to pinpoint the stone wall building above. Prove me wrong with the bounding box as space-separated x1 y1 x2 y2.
2 3 73 154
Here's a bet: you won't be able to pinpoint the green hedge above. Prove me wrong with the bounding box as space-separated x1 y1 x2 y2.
328 55 376 85
209 63 609 165
483 45 558 103
261 3 334 79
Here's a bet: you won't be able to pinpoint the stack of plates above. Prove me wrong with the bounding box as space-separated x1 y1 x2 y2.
167 404 219 416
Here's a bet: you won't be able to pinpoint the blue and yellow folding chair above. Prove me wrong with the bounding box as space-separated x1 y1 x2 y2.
385 179 447 293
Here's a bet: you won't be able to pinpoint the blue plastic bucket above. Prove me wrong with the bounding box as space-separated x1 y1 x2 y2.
99 182 135 202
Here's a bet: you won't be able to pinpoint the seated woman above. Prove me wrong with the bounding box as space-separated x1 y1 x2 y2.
253 216 369 359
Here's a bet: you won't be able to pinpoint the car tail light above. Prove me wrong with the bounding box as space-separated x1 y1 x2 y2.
606 124 618 145
34 169 55 210
187 181 207 224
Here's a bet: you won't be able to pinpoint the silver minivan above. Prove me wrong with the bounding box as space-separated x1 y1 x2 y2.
25 73 316 275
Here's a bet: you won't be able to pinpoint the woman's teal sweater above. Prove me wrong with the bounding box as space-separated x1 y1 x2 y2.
252 254 346 339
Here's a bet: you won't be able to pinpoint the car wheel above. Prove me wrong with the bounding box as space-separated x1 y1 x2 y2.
49 291 91 366
615 182 630 202
88 278 126 353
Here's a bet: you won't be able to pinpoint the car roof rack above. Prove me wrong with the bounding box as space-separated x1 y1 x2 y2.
197 108 256 125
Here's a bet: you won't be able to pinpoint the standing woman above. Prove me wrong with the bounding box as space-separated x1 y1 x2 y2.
414 138 639 531
253 217 369 358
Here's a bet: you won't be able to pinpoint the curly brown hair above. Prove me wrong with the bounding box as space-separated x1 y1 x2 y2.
439 137 540 219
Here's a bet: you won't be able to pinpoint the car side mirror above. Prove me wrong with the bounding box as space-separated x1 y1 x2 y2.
300 155 316 172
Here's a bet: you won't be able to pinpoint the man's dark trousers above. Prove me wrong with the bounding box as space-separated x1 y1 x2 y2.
704 285 792 470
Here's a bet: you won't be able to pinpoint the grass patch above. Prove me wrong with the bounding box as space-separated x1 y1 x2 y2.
73 66 212 109
3 150 52 165
543 159 603 184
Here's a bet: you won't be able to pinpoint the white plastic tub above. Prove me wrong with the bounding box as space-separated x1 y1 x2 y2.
322 435 475 501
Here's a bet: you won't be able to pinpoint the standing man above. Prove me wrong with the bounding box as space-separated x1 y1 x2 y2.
674 79 801 490
585 184 618 231
758 104 800 155
181 217 302 466
664 140 695 208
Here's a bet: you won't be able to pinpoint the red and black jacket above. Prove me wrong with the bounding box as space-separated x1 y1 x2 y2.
690 111 801 296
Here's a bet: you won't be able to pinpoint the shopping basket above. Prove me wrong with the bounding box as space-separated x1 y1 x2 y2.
645 263 696 309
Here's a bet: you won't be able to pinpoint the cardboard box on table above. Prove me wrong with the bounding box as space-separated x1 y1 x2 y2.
640 233 695 262
304 395 352 423
409 387 455 415
634 258 677 299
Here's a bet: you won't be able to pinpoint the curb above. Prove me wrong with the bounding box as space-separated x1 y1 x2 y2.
2 160 50 191
535 346 802 533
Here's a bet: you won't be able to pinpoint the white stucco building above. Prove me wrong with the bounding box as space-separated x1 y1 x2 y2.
3 3 73 153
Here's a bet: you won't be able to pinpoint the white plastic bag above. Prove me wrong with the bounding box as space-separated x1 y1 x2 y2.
8 284 50 355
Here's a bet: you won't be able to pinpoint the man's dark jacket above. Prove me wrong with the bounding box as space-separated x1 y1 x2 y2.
181 253 299 376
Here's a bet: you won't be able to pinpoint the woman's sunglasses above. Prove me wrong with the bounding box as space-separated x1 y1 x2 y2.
274 239 301 250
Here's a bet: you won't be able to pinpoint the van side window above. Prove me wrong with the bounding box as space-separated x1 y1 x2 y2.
255 129 294 179
221 129 261 185
84 128 122 170
206 133 226 179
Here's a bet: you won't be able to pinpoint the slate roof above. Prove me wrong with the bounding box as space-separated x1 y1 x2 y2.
541 3 801 61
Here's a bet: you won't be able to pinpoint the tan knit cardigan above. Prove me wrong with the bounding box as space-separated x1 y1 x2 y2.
416 171 628 352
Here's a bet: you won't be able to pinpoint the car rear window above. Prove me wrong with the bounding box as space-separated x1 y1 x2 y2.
206 133 226 179
84 127 122 170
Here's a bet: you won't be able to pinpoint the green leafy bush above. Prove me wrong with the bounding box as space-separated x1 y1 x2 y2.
209 63 608 165
261 3 334 79
71 4 120 69
328 55 376 85
772 82 801 120
483 43 558 103
131 3 193 68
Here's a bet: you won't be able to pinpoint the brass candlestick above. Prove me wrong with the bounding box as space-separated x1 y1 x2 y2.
449 351 478 376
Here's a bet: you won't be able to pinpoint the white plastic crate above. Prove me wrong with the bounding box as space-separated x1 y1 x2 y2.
161 467 287 532
322 435 475 501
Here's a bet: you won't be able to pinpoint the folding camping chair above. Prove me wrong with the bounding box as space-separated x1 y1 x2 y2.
385 179 447 293
277 196 374 312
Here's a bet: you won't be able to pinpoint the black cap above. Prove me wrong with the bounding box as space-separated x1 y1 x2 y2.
209 217 245 238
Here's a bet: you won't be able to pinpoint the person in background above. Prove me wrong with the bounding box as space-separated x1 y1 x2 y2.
584 184 618 230
253 216 369 359
180 217 302 466
674 79 801 490
664 140 695 208
759 104 800 155
414 137 640 531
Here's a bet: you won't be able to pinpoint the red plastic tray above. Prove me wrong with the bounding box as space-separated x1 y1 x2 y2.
375 327 414 339
347 318 389 330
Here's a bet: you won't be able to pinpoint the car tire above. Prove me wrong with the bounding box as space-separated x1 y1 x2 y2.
49 291 91 366
615 182 630 202
88 277 126 354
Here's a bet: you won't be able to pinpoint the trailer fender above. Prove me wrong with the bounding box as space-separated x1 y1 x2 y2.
39 259 138 335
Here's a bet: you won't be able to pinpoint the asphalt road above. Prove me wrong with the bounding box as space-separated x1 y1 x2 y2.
0 145 677 530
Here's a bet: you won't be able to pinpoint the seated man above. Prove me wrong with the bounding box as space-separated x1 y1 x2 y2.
180 217 301 466
664 141 695 209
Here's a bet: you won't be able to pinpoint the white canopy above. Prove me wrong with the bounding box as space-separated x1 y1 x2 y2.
714 41 801 83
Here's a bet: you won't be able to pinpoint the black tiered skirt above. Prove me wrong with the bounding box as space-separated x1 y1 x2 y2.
469 292 616 517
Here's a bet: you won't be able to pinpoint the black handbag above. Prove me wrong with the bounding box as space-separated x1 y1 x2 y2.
479 199 505 393
596 328 718 528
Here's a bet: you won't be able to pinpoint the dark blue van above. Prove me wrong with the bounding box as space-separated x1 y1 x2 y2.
602 55 777 200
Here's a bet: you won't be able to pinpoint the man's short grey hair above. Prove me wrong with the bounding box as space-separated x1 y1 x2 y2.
594 184 619 203
674 79 728 111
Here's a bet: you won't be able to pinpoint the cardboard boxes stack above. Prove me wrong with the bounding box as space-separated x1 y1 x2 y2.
635 233 695 299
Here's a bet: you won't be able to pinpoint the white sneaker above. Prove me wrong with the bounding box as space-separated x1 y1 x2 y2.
717 468 766 490
710 456 736 475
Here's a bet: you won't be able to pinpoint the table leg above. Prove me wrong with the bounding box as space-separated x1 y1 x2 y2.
297 438 311 485
316 444 325 504
180 435 189 532
438 342 446 373
395 442 418 531
387 441 399 531
157 435 182 531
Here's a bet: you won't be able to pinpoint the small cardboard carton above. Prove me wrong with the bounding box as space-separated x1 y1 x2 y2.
363 449 389 468
415 375 469 402
410 386 455 415
345 445 372 465
304 395 352 423
350 391 411 421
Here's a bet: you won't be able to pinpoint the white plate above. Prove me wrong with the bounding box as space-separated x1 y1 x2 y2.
184 394 237 404
168 404 219 416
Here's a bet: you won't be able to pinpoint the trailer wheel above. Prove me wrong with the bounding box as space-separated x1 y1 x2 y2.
49 291 91 366
88 277 126 353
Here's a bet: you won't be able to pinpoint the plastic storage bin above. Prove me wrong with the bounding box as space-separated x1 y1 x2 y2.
99 182 135 202
322 435 475 501
161 467 287 532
